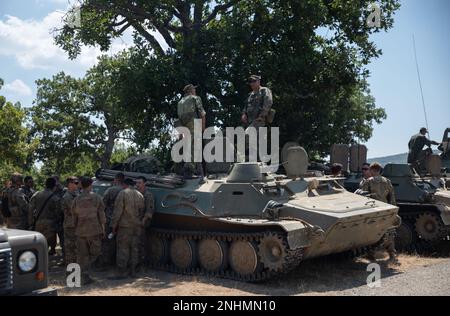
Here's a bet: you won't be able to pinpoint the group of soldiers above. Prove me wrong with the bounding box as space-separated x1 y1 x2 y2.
0 172 155 284
176 75 273 181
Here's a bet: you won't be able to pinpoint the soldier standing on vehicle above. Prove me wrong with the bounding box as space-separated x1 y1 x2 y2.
61 177 79 265
361 162 398 264
177 84 206 182
407 127 441 169
241 75 273 162
100 172 125 267
136 176 155 265
72 177 106 285
20 176 35 202
29 177 60 255
111 178 145 278
5 174 29 230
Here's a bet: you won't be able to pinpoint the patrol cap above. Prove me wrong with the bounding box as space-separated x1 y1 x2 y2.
420 127 428 133
183 84 197 93
248 75 261 82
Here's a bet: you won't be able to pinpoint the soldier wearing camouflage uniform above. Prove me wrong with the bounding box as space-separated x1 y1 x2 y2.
61 177 79 265
177 84 206 181
20 176 35 203
111 178 145 278
407 127 441 166
72 177 106 284
361 162 398 264
29 178 60 255
136 176 155 265
241 75 273 162
6 174 29 230
100 172 125 267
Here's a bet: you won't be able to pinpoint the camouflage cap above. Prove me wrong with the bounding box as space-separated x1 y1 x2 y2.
183 84 197 93
248 75 261 82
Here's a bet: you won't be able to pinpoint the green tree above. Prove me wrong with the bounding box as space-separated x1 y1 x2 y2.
30 54 137 174
54 0 400 157
0 78 37 182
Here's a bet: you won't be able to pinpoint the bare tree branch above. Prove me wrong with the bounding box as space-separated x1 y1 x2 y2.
203 0 241 25
132 23 165 55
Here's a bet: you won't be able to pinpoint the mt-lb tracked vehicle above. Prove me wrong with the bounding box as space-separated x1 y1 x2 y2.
95 147 400 282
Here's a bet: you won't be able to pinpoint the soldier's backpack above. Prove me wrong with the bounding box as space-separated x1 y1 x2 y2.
1 192 12 218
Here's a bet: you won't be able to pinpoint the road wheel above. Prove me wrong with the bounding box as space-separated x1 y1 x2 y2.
229 240 260 276
148 234 169 265
170 238 197 271
395 220 417 252
198 239 228 272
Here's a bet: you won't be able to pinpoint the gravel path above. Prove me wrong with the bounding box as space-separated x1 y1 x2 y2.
329 259 450 296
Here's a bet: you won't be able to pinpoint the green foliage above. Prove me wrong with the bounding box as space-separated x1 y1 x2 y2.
53 0 399 159
0 78 37 184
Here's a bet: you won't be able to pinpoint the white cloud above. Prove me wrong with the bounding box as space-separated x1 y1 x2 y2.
3 79 33 96
0 10 134 72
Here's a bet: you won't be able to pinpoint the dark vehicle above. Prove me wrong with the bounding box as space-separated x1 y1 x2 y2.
94 147 400 282
381 164 450 250
0 228 56 296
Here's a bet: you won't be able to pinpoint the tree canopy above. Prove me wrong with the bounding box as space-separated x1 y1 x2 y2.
53 0 399 159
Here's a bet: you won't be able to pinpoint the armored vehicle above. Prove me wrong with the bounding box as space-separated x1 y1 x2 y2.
336 141 450 251
381 164 450 250
95 146 400 282
0 228 56 295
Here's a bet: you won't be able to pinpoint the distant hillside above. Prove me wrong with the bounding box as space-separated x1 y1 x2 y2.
368 150 441 166
368 153 407 166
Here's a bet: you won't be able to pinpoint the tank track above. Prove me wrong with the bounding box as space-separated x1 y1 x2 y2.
148 228 304 282
399 212 449 253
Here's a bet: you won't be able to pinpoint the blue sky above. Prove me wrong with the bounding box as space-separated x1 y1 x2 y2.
0 0 449 158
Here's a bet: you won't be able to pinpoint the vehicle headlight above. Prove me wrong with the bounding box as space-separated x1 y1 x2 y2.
18 251 37 272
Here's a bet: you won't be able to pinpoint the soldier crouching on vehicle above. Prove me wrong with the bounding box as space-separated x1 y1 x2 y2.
72 176 106 285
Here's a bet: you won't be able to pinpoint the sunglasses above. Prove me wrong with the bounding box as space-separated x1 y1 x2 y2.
362 168 369 171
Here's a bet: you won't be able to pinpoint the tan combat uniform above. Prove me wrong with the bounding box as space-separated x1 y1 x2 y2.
101 185 123 266
111 188 145 274
61 190 78 264
141 189 155 264
6 186 29 230
177 94 206 175
29 189 60 249
72 191 106 279
361 176 396 205
362 175 398 262
242 86 273 161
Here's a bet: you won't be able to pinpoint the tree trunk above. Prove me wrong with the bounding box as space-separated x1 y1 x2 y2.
101 131 116 169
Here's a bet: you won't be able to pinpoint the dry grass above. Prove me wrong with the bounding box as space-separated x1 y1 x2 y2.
50 251 447 296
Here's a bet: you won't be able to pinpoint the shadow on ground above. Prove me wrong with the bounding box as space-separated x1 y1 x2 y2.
49 240 450 296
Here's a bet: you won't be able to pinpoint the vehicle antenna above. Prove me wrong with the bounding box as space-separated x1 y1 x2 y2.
413 34 430 137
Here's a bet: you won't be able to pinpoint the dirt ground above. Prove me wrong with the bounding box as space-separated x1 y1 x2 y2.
49 243 450 296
